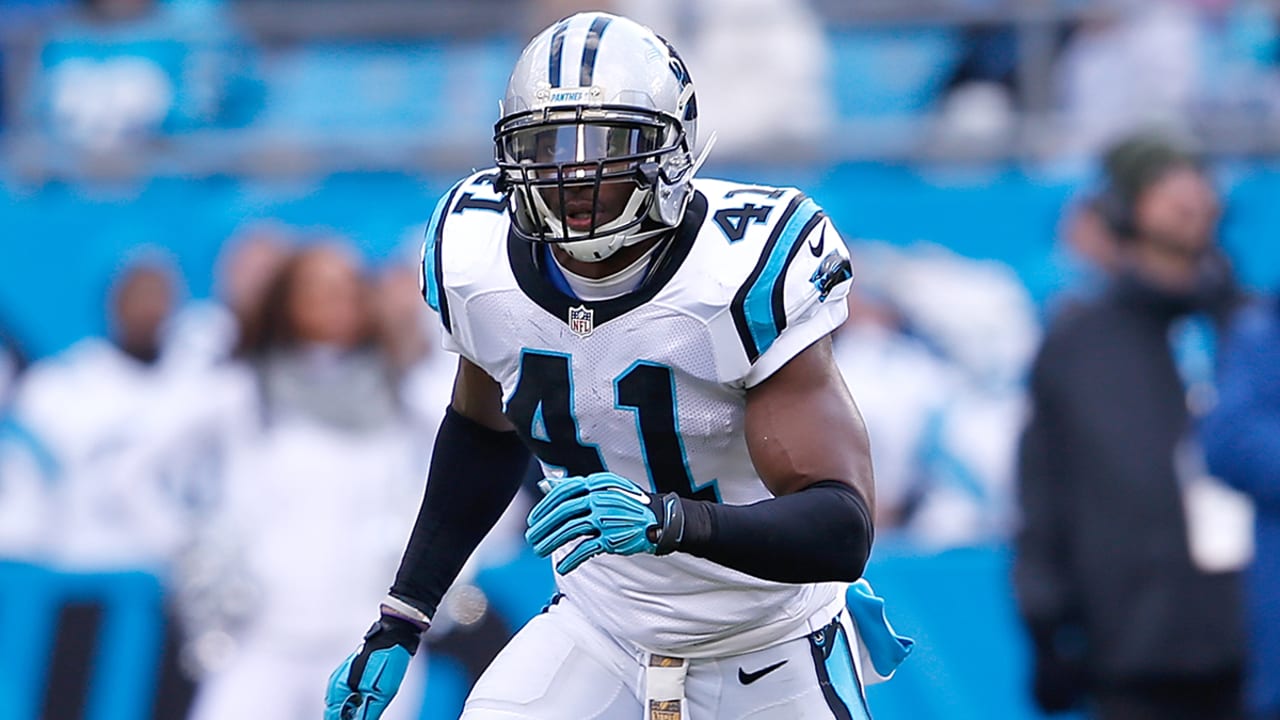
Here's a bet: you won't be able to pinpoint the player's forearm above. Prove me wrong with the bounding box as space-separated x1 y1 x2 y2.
388 406 531 619
675 480 872 584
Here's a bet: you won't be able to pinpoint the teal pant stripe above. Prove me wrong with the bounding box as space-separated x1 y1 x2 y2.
826 621 872 720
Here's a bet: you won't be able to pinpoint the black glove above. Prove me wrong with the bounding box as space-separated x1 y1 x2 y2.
325 616 423 720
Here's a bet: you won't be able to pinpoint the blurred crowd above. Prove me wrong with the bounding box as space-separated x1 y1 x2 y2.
0 231 436 717
1 0 1279 164
0 219 1036 718
933 0 1280 157
1 129 1277 719
0 0 1279 718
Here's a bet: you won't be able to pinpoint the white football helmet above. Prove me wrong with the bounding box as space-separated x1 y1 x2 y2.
495 12 702 261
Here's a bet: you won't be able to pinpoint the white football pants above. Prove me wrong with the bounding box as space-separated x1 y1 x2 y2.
461 597 871 720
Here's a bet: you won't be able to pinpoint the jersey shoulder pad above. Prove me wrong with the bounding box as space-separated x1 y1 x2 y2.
687 177 810 300
420 169 509 330
691 178 855 379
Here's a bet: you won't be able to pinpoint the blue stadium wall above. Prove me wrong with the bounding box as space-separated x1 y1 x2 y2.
3 163 1278 718
0 545 1084 720
4 162 1280 358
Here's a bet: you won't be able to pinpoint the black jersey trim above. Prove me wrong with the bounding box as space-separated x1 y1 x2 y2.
506 191 708 329
729 193 809 363
769 210 826 336
428 182 464 333
809 620 859 720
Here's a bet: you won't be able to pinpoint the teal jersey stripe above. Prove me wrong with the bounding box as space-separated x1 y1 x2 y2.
741 197 822 357
421 180 465 313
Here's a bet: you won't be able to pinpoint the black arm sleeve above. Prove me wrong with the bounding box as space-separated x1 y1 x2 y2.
389 407 531 617
676 480 872 584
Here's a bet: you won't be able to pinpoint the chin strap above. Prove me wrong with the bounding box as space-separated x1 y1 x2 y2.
688 131 717 179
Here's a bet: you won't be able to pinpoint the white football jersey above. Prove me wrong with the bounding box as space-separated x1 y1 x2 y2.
421 169 856 657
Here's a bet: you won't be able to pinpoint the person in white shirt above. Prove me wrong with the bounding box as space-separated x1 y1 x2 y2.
185 243 427 720
8 258 202 570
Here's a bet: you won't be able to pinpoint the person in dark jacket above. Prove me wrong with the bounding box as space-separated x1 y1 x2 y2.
1013 133 1246 720
1202 295 1280 720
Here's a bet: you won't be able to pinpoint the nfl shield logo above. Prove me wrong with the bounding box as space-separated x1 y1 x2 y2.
568 305 594 338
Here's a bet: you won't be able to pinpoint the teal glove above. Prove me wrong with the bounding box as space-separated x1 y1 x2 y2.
325 616 421 720
525 472 685 574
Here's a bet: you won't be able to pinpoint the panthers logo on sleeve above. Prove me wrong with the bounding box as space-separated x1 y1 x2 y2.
690 179 855 385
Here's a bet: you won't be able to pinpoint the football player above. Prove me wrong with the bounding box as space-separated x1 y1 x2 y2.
327 12 890 719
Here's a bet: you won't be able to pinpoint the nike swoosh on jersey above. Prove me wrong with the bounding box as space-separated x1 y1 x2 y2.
808 224 826 257
737 659 788 685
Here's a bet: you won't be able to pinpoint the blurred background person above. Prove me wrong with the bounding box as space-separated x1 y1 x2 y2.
181 241 427 720
829 242 1039 548
1 253 213 719
1013 132 1248 720
368 239 456 460
1054 0 1202 157
616 0 832 155
165 221 294 373
832 279 957 536
1054 0 1280 158
3 1 1280 718
27 0 260 160
1203 294 1280 720
0 315 41 557
8 253 193 569
882 244 1040 547
1051 186 1126 306
836 241 1038 548
0 316 25 409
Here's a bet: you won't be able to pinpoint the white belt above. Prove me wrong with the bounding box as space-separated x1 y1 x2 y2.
644 653 688 720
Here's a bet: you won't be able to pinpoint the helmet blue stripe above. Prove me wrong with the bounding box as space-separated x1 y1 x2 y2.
579 15 613 86
548 19 570 87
